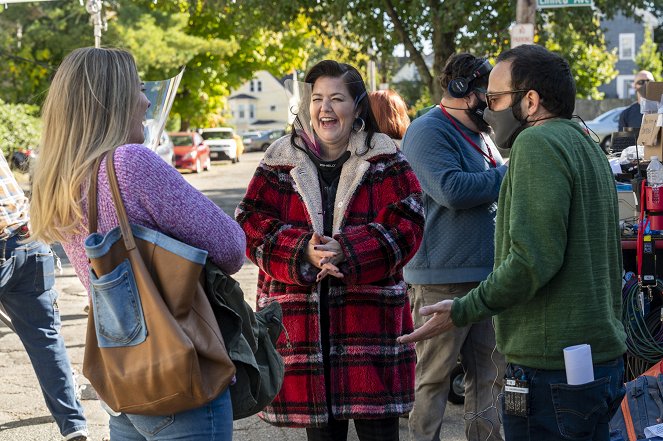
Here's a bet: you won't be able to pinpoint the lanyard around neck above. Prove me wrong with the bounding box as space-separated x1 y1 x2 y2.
438 104 496 168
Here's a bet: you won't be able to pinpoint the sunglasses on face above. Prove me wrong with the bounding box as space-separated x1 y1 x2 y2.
635 79 651 86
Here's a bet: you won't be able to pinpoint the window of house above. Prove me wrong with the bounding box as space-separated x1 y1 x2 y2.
239 104 245 119
619 33 635 60
616 74 636 99
257 81 262 92
249 81 254 92
249 104 255 119
270 105 276 112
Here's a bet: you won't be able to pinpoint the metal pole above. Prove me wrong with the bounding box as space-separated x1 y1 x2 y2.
86 0 102 48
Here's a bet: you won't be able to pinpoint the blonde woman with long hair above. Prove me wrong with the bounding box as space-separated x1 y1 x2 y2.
30 47 244 441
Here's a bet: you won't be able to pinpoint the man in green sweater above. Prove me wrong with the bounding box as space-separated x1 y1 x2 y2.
399 45 626 440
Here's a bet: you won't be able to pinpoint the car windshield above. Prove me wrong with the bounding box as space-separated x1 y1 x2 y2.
202 131 233 140
243 132 261 139
171 135 193 145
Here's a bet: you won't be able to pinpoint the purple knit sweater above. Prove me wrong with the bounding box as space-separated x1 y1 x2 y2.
61 144 246 293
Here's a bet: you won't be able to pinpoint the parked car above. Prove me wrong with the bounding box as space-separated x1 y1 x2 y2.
144 121 174 166
200 127 240 163
169 131 211 173
585 106 626 153
154 131 174 165
243 129 287 152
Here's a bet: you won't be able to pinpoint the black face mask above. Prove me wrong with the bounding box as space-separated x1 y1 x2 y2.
482 94 528 149
466 96 491 134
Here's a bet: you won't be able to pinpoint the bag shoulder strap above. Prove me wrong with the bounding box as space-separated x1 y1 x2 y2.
106 151 137 251
87 156 104 234
620 396 637 441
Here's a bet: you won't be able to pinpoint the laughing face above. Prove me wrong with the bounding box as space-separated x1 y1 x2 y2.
310 76 357 158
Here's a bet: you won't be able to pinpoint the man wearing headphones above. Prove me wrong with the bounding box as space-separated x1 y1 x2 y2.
401 53 507 441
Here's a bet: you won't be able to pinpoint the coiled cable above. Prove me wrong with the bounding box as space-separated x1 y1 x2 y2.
622 277 663 363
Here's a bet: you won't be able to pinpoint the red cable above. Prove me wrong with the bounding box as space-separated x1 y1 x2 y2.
638 180 647 279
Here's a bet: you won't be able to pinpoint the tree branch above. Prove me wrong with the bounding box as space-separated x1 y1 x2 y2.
382 0 433 89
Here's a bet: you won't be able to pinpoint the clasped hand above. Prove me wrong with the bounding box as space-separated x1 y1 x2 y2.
306 232 345 282
397 299 455 344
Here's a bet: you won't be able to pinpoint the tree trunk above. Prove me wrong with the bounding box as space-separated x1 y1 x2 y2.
429 2 455 103
382 0 434 97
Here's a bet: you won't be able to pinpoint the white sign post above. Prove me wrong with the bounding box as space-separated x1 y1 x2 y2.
536 0 594 8
510 24 535 48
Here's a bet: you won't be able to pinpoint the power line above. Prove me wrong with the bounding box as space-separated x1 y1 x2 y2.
0 48 54 70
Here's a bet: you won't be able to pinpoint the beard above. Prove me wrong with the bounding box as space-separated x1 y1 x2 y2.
466 100 491 133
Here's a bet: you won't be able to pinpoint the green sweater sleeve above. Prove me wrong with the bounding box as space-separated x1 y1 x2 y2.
451 128 572 326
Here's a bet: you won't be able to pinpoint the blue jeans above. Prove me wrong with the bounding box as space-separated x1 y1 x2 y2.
502 358 625 441
0 237 87 437
109 388 233 441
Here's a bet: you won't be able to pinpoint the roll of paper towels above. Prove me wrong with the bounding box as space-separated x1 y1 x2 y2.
563 344 594 385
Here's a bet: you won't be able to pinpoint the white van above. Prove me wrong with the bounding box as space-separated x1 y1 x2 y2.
200 127 238 163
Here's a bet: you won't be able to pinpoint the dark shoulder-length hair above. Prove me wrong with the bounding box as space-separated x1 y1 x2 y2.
291 60 379 154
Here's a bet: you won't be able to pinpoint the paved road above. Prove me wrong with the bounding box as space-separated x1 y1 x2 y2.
0 151 468 440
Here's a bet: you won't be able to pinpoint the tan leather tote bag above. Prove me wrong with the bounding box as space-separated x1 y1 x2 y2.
82 151 235 416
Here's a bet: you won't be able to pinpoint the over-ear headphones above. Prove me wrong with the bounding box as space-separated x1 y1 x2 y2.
447 58 492 99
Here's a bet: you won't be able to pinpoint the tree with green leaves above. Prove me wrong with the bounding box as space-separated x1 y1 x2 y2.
0 1 319 128
543 17 618 99
0 99 40 158
635 27 663 79
239 0 661 102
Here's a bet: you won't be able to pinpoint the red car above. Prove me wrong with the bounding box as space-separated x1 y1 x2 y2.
169 131 211 173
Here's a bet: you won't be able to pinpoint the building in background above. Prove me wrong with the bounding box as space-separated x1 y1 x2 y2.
599 9 658 99
228 70 296 133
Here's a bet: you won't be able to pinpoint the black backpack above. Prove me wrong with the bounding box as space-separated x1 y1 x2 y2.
204 262 285 419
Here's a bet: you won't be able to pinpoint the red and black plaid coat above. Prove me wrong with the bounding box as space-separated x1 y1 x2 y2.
236 132 424 427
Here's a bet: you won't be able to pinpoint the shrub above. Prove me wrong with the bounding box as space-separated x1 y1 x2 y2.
0 99 41 158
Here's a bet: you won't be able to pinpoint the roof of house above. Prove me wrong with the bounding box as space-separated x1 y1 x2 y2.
252 119 280 125
229 93 258 100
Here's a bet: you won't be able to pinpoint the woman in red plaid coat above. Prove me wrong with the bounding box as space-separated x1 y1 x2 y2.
236 60 424 441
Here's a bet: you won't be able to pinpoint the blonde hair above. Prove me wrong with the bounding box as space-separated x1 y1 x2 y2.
368 90 410 140
30 47 141 244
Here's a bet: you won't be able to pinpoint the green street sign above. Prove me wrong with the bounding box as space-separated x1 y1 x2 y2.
536 0 593 7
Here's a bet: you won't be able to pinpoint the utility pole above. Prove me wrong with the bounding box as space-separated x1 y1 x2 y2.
511 0 536 47
516 0 536 25
367 46 377 92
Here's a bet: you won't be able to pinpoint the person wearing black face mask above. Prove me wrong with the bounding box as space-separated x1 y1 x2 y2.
401 53 507 441
400 45 626 441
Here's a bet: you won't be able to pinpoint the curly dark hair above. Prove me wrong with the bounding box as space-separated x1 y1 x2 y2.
439 53 490 98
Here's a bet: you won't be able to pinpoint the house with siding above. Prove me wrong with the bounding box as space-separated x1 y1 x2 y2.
599 9 658 99
227 70 296 133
